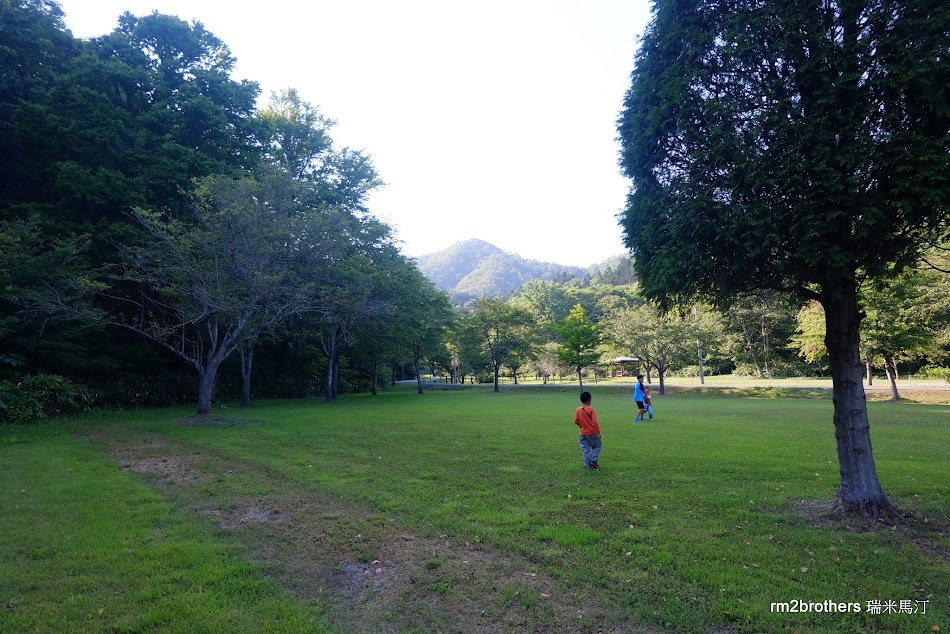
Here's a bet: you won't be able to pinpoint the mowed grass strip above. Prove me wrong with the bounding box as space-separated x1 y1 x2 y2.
0 426 332 634
124 390 948 633
3 390 948 633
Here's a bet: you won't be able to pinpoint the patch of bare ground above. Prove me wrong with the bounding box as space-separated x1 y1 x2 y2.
771 499 949 565
173 414 264 427
74 423 671 634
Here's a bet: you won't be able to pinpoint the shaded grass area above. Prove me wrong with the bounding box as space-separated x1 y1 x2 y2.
0 426 331 633
1 390 947 633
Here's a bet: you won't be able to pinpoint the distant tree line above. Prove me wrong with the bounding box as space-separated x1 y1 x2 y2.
439 270 950 398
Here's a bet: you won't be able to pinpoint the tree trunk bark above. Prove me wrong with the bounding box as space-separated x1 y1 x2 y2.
372 354 379 396
239 342 254 407
493 362 501 392
414 349 424 394
331 354 340 400
884 358 900 401
323 326 337 402
865 357 873 386
822 284 894 517
577 366 584 391
196 361 221 415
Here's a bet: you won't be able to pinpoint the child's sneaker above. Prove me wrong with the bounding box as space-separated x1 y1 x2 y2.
634 418 642 422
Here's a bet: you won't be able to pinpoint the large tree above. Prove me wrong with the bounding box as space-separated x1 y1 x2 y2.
470 298 538 392
115 174 322 415
600 302 696 394
618 0 949 516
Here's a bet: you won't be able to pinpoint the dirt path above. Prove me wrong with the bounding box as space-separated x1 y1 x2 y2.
74 422 672 634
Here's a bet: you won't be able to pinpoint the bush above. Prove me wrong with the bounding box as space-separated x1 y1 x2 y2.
914 366 950 382
0 374 90 424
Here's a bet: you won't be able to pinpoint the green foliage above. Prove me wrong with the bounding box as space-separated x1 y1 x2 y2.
915 366 950 382
618 0 950 307
468 298 538 390
0 374 89 424
552 304 601 380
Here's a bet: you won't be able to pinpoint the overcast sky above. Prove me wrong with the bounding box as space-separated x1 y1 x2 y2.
54 0 652 267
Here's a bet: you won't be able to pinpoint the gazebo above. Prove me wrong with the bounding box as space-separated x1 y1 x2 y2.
610 356 640 378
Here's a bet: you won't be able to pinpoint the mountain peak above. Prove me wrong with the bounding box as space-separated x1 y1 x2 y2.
416 240 588 300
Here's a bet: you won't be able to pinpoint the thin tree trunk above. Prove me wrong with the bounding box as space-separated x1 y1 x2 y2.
331 353 340 400
239 341 254 407
371 354 379 396
413 348 424 394
865 357 873 386
324 327 336 402
884 358 900 401
822 284 894 517
577 366 584 391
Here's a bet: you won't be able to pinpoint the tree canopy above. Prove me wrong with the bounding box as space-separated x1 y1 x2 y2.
618 0 950 516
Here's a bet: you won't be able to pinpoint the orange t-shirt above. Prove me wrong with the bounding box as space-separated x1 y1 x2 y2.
574 405 601 436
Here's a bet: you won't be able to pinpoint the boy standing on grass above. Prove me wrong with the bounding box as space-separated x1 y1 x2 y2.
574 391 602 469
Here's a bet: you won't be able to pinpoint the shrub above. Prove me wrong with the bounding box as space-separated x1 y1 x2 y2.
0 374 90 424
914 366 950 382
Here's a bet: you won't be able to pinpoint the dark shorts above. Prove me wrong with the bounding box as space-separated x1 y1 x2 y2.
635 400 644 408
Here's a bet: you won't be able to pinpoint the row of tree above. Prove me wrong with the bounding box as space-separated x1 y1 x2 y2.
0 1 452 417
432 265 950 399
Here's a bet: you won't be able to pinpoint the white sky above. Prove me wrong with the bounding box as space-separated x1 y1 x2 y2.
54 0 652 268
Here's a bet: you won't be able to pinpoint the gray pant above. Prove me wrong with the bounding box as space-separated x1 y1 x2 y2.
580 434 602 467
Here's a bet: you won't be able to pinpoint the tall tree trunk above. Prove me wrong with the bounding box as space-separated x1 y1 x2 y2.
577 366 584 391
331 354 340 400
884 358 900 401
196 359 224 415
239 341 254 407
493 362 501 392
324 327 337 402
414 348 424 394
865 357 873 386
822 285 894 517
372 354 379 396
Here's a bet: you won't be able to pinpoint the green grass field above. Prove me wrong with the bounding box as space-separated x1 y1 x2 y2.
1 389 946 633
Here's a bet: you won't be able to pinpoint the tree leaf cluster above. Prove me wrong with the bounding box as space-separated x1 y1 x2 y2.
0 2 447 415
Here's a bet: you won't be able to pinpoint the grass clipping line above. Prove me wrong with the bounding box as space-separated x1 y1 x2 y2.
75 423 659 634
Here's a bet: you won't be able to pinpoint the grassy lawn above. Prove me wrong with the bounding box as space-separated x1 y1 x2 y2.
1 389 946 633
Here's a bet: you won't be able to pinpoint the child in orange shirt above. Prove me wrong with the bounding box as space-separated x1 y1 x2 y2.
574 391 602 469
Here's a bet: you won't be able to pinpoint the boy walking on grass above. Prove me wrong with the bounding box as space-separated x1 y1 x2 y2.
574 391 602 469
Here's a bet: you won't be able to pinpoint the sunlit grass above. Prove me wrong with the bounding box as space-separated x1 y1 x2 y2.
1 389 946 632
0 428 331 633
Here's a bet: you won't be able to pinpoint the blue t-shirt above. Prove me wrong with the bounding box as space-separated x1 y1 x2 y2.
634 381 645 401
